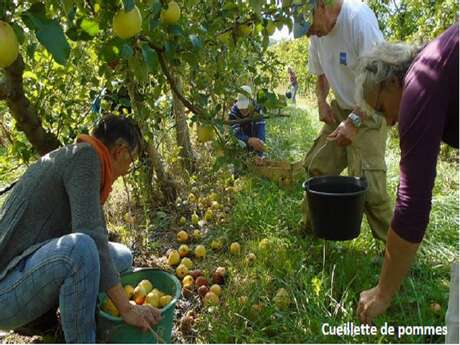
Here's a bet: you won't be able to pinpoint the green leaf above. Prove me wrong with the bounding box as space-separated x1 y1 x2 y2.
80 18 99 36
121 43 134 60
141 43 159 73
123 0 135 11
34 20 71 65
189 34 202 50
249 0 263 17
128 53 150 84
21 4 71 65
62 0 74 15
10 22 25 44
151 0 162 17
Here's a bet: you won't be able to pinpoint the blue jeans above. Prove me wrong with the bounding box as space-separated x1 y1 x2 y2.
0 233 133 343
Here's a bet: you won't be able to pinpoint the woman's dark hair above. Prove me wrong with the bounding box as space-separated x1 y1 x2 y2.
92 113 143 155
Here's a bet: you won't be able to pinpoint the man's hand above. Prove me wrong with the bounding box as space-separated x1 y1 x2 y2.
357 286 392 324
121 304 162 331
247 137 266 152
318 101 336 124
327 119 357 146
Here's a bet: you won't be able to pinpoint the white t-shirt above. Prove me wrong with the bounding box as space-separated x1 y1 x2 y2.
308 0 384 110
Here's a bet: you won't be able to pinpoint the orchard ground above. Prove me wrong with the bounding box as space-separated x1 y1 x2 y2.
0 95 458 344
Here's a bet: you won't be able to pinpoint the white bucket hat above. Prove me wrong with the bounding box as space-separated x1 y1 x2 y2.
236 85 252 110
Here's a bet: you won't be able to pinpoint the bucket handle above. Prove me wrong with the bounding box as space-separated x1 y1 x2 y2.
308 141 330 174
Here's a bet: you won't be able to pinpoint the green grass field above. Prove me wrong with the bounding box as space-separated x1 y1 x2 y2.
193 98 459 343
0 97 457 344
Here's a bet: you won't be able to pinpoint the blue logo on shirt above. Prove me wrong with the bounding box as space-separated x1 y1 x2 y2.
340 52 347 65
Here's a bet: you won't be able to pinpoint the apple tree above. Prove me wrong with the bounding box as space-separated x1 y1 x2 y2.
0 0 296 204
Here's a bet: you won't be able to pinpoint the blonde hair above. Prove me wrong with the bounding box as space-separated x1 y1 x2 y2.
355 41 423 114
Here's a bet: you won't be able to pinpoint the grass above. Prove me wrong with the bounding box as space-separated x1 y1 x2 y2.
0 96 457 344
193 98 458 343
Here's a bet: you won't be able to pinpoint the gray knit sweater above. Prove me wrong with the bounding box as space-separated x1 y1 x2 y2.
0 143 120 291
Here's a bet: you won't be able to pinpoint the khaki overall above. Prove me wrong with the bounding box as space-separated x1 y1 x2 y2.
302 100 393 241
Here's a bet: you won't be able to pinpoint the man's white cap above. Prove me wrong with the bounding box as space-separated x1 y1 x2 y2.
236 85 252 110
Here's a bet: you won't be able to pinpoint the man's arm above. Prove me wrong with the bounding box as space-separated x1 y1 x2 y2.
229 107 250 143
316 74 336 124
316 74 329 104
253 119 266 157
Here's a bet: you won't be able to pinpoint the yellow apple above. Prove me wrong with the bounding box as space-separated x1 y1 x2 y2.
274 288 290 310
194 245 206 258
258 238 270 251
168 250 181 266
210 284 222 297
229 242 241 255
112 6 142 39
203 291 219 306
145 290 161 308
181 257 193 269
192 229 202 241
177 230 189 243
210 239 223 251
245 253 256 264
178 244 190 257
138 279 153 294
179 216 186 225
124 285 135 299
196 125 215 143
160 294 173 307
188 193 197 203
176 263 189 279
134 285 147 305
204 209 213 222
191 213 200 226
160 1 181 25
0 21 19 68
102 297 120 317
182 275 194 288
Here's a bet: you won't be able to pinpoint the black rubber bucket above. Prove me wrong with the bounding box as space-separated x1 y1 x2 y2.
303 176 368 241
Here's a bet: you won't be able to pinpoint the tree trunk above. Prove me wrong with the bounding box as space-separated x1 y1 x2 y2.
0 56 61 156
172 73 196 173
125 75 178 204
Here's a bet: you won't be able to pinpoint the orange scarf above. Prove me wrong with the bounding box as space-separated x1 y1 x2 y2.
77 134 113 205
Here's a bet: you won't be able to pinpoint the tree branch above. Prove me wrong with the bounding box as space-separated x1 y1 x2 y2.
223 112 289 125
0 77 10 99
154 47 204 116
3 56 61 156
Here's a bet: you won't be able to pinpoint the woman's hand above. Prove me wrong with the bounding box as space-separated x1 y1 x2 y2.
357 285 392 324
121 304 162 331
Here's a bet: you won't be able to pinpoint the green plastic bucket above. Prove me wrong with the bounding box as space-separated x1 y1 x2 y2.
96 268 181 343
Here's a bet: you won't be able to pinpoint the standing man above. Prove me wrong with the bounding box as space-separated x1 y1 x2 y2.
287 66 299 104
294 0 392 241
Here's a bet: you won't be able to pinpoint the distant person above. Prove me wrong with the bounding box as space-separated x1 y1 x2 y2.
229 85 266 166
287 66 299 104
0 115 161 343
293 0 392 242
354 25 458 343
